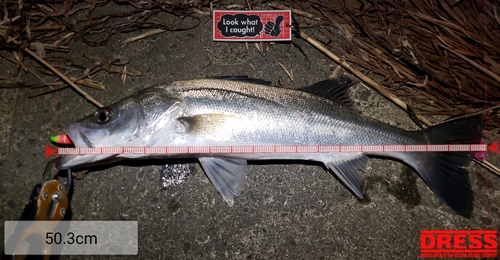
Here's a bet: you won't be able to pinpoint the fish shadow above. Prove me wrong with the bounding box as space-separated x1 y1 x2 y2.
71 156 422 209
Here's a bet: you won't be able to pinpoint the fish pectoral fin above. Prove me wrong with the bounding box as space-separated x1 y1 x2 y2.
198 157 248 206
177 117 197 133
324 154 369 198
176 114 238 134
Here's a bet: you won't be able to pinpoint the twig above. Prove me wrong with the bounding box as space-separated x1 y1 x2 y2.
439 43 500 85
122 29 166 46
29 85 70 98
277 60 295 81
474 159 500 178
69 77 106 90
317 8 352 41
29 42 70 52
121 66 127 85
31 69 107 91
225 4 245 9
329 65 342 79
441 103 500 123
298 31 500 178
23 48 104 108
107 65 142 76
268 3 322 21
298 31 432 127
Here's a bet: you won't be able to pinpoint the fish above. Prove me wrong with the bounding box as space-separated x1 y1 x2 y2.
57 75 484 217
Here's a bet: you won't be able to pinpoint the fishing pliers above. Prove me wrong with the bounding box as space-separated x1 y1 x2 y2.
2 159 73 260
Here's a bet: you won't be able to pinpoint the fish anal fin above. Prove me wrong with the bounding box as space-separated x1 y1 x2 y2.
324 153 369 198
198 157 248 206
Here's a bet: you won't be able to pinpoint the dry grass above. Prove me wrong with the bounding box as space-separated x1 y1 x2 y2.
0 0 498 130
282 0 500 129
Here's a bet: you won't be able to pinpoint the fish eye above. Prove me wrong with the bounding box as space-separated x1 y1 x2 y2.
94 107 113 123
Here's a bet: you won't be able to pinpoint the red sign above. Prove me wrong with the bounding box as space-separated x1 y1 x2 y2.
420 230 498 258
213 10 292 41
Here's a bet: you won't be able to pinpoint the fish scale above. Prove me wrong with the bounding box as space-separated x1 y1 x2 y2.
168 79 411 147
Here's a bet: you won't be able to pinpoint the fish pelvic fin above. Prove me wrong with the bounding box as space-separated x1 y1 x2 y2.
408 116 484 218
198 157 248 206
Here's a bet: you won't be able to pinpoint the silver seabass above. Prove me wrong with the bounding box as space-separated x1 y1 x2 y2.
57 76 483 217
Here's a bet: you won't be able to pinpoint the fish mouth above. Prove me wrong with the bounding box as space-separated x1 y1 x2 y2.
74 130 94 148
57 125 113 170
67 125 94 148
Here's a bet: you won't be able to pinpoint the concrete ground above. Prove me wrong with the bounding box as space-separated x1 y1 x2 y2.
1 5 499 259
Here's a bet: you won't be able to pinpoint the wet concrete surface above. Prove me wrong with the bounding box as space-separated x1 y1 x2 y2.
1 9 499 260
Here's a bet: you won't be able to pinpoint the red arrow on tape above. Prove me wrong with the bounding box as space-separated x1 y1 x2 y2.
45 145 56 158
488 141 498 154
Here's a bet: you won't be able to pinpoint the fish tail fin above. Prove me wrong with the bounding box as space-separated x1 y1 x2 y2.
408 116 484 217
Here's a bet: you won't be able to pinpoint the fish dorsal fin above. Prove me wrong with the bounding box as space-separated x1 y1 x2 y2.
324 153 369 198
210 75 272 86
299 74 357 108
198 157 248 206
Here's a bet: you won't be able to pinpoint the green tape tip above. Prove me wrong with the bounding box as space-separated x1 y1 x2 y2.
50 134 73 145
